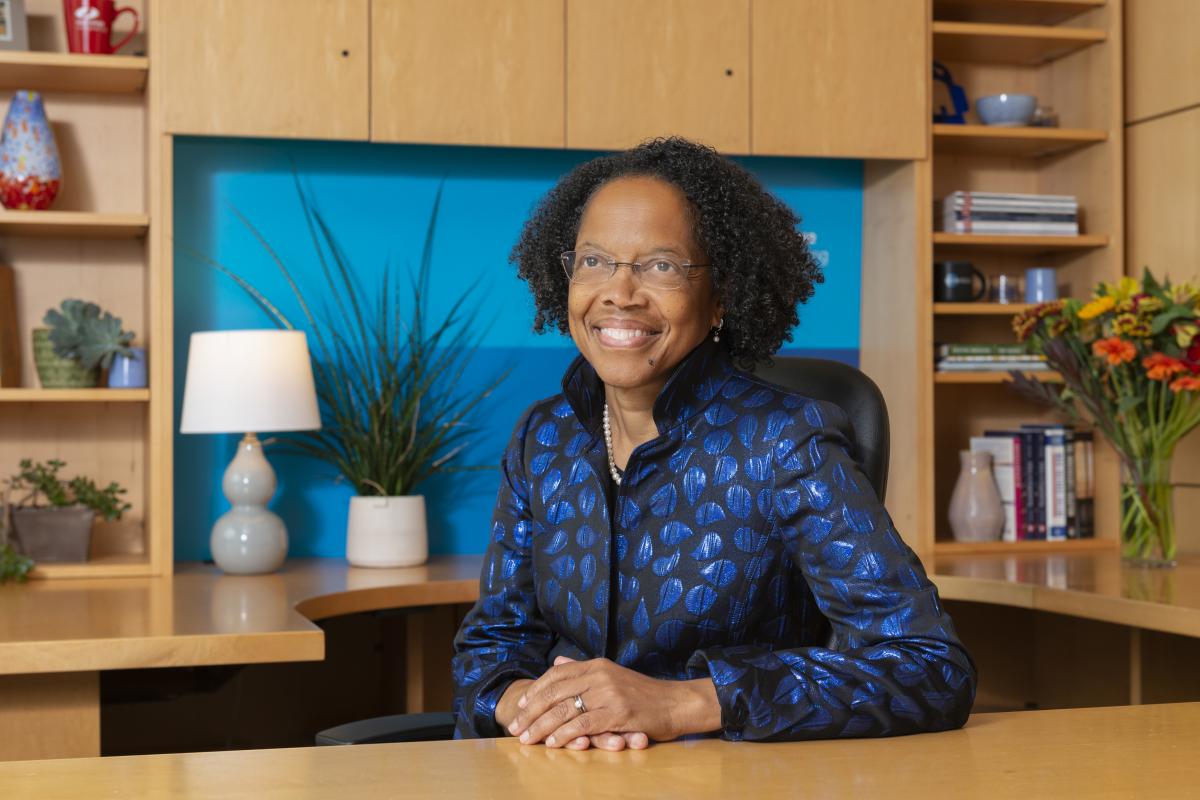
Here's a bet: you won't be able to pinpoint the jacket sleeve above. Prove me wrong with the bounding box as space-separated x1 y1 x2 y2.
687 398 977 741
451 405 555 738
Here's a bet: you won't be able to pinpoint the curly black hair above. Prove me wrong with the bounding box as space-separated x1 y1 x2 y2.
509 136 824 370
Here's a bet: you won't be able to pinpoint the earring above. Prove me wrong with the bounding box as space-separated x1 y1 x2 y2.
712 318 724 343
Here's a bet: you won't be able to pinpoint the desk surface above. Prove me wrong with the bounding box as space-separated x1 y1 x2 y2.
1 702 1196 798
3 551 1200 675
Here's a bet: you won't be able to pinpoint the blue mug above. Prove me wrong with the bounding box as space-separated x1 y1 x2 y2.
1025 268 1058 303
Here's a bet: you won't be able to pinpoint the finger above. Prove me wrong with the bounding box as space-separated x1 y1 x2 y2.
520 696 591 746
515 661 584 711
510 676 589 737
624 731 650 750
553 655 576 666
544 711 608 749
589 732 626 751
565 735 591 750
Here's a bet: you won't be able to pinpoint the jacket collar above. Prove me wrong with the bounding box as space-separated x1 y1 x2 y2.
561 336 735 437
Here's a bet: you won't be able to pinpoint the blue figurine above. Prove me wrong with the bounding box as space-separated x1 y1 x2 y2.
933 61 969 124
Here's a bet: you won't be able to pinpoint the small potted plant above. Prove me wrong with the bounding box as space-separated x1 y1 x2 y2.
34 299 143 388
4 459 131 563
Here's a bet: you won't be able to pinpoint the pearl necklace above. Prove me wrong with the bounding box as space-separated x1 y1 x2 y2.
602 402 623 485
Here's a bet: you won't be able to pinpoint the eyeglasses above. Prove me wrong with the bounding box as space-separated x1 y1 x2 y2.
560 250 711 291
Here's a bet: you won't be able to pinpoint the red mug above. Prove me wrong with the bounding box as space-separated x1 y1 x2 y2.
63 0 140 54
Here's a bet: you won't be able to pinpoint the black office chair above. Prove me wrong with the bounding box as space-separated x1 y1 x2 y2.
315 356 890 746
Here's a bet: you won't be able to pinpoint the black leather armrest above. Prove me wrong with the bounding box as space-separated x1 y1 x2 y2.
315 711 456 745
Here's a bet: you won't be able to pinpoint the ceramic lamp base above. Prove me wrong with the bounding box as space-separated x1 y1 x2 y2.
210 433 288 575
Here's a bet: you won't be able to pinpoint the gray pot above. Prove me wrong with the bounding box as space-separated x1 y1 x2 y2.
11 506 95 562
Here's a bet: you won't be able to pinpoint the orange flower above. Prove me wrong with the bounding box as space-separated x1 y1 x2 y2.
1093 336 1136 366
1169 375 1200 393
1143 353 1187 381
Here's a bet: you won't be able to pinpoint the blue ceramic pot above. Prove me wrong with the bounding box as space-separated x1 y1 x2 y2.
108 347 147 388
976 93 1037 127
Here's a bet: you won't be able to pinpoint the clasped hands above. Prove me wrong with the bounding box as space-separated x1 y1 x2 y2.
496 655 721 751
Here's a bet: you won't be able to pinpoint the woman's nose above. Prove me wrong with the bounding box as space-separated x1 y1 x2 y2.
600 263 644 306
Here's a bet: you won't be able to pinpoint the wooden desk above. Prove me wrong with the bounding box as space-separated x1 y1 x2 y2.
0 557 481 762
4 549 1198 763
1 702 1196 798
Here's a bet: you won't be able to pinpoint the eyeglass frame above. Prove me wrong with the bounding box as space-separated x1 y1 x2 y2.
559 249 713 290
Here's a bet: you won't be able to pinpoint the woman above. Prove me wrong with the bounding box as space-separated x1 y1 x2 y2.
452 137 976 750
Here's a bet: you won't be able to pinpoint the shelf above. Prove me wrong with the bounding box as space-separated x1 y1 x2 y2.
933 0 1105 26
933 232 1109 252
933 124 1107 157
30 554 153 580
0 210 149 239
935 370 1061 383
0 389 150 402
934 537 1117 556
0 51 148 94
933 21 1106 65
935 302 1035 315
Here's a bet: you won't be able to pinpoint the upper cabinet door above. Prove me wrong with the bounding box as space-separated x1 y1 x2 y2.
566 0 750 153
371 0 565 148
752 0 927 159
158 0 369 140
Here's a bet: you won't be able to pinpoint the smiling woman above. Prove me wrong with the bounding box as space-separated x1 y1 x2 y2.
452 136 976 750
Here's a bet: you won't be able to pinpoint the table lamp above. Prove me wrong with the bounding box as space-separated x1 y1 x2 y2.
180 330 321 574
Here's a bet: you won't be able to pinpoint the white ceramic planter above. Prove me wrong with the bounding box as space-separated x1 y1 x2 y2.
346 495 428 568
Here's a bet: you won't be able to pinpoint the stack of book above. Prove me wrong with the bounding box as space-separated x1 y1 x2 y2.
935 343 1049 373
970 426 1096 542
941 191 1079 236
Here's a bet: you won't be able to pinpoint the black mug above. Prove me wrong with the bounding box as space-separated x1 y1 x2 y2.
934 261 986 302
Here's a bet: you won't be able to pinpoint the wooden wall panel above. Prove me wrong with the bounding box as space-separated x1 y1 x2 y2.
566 0 749 153
753 0 928 159
1124 0 1200 123
157 0 369 140
372 0 564 148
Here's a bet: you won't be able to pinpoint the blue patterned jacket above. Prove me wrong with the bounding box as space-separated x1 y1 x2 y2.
452 337 976 741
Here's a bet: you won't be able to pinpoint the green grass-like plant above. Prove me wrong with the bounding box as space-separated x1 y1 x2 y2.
187 177 509 498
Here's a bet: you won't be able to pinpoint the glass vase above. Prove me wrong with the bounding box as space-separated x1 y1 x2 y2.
1120 456 1177 568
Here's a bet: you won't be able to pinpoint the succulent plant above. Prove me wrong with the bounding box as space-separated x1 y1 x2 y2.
43 299 135 371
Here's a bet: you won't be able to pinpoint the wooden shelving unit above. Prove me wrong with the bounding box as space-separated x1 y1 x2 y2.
0 211 149 239
934 537 1117 555
933 371 1061 384
862 0 1123 557
0 10 165 580
932 124 1106 157
932 0 1105 26
0 51 148 94
935 302 1034 315
0 389 151 402
932 232 1109 251
932 21 1106 65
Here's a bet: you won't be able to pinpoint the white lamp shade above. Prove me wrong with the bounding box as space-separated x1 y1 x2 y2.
180 330 321 434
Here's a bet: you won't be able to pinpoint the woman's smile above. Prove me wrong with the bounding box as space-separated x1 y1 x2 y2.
592 317 663 349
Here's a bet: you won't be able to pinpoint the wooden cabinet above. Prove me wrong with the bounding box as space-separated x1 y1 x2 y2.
565 0 750 153
158 0 369 140
1124 0 1200 123
371 0 564 148
752 0 928 159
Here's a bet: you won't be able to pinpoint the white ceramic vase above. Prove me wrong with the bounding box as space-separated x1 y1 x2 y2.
948 450 1005 542
346 495 428 567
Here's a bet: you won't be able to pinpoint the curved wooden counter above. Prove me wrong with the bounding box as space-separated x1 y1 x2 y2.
0 556 482 676
929 551 1200 639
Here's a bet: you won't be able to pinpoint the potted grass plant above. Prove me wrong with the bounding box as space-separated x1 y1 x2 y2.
3 458 131 563
188 177 508 567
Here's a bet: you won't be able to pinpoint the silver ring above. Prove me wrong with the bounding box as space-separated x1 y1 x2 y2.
573 694 587 714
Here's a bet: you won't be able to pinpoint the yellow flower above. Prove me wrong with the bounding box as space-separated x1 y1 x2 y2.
1170 282 1200 306
1110 276 1140 301
1078 295 1115 320
1176 322 1200 348
1114 313 1152 338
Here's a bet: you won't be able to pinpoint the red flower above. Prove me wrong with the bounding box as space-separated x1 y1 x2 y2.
1169 375 1200 393
1093 336 1136 366
1143 353 1187 381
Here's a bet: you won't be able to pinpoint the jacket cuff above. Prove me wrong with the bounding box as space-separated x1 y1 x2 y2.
455 661 543 739
686 646 755 742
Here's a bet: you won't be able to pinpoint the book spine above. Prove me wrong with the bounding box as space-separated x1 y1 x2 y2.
950 210 1078 223
947 191 1079 204
1064 427 1077 538
1022 431 1038 539
943 221 1080 235
1045 428 1068 540
1031 430 1046 539
1012 434 1025 541
1076 431 1095 538
937 344 1030 356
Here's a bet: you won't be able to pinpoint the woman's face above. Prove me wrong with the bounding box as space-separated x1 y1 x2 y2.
567 176 723 392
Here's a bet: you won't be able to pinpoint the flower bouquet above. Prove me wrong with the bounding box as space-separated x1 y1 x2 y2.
1010 271 1200 566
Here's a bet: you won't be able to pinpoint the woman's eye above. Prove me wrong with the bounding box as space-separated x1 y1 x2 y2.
582 255 602 268
651 260 675 273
